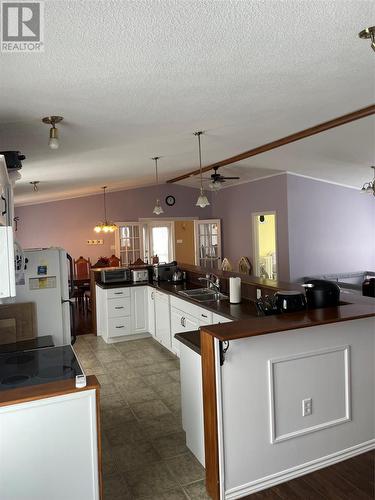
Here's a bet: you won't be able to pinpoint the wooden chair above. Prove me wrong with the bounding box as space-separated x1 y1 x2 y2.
74 256 91 308
108 254 121 267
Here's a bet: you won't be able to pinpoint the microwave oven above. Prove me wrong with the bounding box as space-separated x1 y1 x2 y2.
100 268 131 284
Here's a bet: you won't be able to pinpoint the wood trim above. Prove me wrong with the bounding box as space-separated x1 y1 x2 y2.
167 105 375 183
201 330 220 500
0 374 100 407
91 269 98 335
95 384 103 500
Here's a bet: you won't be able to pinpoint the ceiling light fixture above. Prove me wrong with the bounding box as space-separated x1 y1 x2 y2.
42 116 64 149
359 27 375 53
94 186 117 233
361 166 375 196
30 181 40 192
152 156 164 215
194 131 210 208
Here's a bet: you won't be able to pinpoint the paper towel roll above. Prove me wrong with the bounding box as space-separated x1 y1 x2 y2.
229 277 241 304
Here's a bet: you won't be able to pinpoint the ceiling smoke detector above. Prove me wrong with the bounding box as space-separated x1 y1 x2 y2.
359 27 375 53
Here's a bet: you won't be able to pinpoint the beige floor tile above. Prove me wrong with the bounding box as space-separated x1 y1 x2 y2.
166 453 205 486
142 414 183 439
100 383 123 397
105 418 148 447
122 386 160 405
161 395 182 415
100 393 128 410
126 354 157 368
101 406 135 429
140 488 188 500
143 372 176 387
183 480 210 500
155 381 181 400
134 362 170 377
152 431 188 459
112 440 160 471
103 472 132 500
96 349 124 364
125 462 178 498
132 399 172 420
168 369 180 382
115 376 148 392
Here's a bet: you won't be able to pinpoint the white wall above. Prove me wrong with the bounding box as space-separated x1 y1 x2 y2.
219 318 375 498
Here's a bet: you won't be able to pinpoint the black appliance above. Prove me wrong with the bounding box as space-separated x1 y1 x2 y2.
153 262 178 281
362 278 375 298
0 345 83 391
0 150 25 171
101 267 132 284
274 290 307 313
302 279 340 309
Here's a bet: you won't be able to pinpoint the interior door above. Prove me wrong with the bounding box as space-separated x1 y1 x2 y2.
194 219 222 269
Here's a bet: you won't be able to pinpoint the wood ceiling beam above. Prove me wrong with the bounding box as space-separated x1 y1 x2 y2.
166 104 375 183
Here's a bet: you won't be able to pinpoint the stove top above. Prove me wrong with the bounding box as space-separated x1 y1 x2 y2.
0 345 83 391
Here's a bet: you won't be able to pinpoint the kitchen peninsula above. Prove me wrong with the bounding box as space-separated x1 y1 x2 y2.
92 263 375 499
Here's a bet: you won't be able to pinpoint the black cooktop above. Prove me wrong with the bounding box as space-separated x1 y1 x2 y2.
0 345 83 391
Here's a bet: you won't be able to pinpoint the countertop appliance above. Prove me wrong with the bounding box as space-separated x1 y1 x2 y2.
131 269 149 283
274 290 307 313
362 278 375 298
153 262 178 281
15 248 74 346
171 268 184 283
302 279 340 309
0 345 83 391
101 267 131 284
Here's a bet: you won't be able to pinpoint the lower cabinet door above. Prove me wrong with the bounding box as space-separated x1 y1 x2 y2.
147 287 156 337
131 286 148 334
170 307 199 356
108 316 131 337
155 291 171 350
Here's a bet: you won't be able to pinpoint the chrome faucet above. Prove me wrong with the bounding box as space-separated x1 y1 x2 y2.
198 273 220 293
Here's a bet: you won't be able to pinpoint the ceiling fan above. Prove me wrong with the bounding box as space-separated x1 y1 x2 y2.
204 167 240 190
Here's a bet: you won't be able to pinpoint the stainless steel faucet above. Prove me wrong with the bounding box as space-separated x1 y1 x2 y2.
198 273 220 292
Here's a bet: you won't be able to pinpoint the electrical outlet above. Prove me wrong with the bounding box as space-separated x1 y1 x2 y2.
87 239 104 245
256 288 262 299
302 398 312 417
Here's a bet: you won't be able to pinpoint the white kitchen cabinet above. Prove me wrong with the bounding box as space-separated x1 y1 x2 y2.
154 290 171 349
131 286 148 334
170 307 199 356
0 226 15 299
212 313 232 324
147 286 156 337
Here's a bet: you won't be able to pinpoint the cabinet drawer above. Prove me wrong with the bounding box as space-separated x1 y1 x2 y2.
108 317 131 337
106 288 131 299
170 296 213 324
107 297 131 317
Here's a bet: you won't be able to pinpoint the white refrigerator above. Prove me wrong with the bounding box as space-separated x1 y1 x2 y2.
16 247 74 346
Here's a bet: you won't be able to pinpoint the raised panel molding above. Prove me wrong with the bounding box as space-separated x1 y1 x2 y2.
268 345 351 444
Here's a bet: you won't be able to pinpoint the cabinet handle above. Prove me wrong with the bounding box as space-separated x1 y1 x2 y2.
180 317 184 327
114 292 123 295
182 317 186 327
201 314 208 318
115 306 124 309
115 325 125 329
151 292 154 300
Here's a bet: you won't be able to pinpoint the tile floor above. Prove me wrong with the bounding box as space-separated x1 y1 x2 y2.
74 334 209 500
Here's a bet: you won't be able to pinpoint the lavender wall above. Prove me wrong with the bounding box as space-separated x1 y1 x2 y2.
287 175 375 281
15 184 211 263
210 174 291 281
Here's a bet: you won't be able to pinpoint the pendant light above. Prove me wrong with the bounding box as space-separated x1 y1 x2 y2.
194 131 210 208
152 156 164 215
42 116 63 149
94 186 117 233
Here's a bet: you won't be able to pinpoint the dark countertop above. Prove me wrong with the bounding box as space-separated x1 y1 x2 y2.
96 280 259 321
0 335 54 354
175 331 201 355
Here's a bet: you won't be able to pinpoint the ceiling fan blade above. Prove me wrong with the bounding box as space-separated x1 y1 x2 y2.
221 176 240 180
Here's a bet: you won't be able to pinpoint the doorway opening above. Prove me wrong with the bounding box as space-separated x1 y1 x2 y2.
252 212 278 280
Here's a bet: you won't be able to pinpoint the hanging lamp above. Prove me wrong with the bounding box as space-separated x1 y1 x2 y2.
94 186 117 233
152 156 164 215
194 131 210 208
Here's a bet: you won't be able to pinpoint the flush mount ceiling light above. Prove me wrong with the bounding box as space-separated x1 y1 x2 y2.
361 166 375 196
94 186 117 233
359 27 375 53
152 156 164 215
194 131 210 208
30 181 40 192
42 116 63 149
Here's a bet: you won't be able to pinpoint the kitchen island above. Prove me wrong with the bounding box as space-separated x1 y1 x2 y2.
0 345 102 500
198 298 375 500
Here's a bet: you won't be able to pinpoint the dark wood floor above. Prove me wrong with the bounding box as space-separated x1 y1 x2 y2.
72 301 93 336
246 451 374 499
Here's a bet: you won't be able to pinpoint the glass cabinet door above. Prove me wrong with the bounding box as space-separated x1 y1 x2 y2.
194 220 222 269
117 223 142 266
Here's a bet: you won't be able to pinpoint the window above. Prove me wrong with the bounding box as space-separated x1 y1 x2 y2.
115 222 142 266
252 212 278 280
194 219 222 269
147 221 174 264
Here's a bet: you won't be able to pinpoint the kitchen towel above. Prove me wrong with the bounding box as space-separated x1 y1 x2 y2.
229 277 241 304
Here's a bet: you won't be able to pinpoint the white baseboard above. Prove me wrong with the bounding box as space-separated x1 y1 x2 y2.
224 439 375 499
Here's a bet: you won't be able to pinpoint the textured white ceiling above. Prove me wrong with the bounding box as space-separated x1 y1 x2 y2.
0 0 374 204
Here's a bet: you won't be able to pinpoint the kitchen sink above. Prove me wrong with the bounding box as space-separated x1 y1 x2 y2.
178 288 228 302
